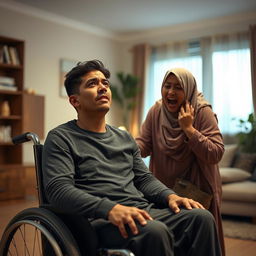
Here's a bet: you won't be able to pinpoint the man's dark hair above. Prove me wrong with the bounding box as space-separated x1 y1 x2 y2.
64 59 111 96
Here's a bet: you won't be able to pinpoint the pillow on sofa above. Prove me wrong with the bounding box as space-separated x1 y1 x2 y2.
251 166 256 181
218 144 238 168
220 167 252 183
232 153 256 173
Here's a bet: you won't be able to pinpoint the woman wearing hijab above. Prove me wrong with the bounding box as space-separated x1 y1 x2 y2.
136 67 225 255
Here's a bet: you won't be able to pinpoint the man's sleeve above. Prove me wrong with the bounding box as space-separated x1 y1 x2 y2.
42 131 116 219
131 139 175 206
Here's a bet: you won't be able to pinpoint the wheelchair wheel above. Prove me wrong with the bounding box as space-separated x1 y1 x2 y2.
0 207 81 256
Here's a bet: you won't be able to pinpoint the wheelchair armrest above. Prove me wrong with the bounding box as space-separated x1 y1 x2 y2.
12 132 40 145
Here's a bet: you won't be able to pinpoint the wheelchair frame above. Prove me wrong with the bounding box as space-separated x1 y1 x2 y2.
0 132 134 256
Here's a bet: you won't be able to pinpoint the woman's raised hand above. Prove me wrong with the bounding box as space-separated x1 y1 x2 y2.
178 101 196 138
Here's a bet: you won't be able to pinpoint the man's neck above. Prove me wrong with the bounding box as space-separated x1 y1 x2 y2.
77 113 106 133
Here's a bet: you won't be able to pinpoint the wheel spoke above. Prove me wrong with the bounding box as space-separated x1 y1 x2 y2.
17 225 30 256
0 208 79 256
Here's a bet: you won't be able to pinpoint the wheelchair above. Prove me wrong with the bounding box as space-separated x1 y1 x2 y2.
0 132 135 256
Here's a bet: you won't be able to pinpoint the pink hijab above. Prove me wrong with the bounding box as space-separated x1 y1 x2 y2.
159 67 210 160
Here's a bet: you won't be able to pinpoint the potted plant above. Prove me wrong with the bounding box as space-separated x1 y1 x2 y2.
111 72 140 130
235 113 256 153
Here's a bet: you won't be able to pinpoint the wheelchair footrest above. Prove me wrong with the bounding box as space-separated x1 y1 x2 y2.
98 248 135 256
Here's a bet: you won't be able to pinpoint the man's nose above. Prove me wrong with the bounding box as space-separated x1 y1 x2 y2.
98 83 107 92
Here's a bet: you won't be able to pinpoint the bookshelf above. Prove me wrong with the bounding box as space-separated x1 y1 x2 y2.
0 35 44 200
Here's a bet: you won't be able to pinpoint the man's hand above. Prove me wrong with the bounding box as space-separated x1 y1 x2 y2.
167 194 205 213
108 204 153 238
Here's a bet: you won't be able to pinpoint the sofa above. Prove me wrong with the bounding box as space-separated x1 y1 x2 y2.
219 144 256 223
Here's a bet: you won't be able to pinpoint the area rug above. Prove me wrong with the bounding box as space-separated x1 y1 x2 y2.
222 219 256 241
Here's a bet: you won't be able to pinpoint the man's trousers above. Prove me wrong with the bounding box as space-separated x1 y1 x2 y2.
92 207 221 256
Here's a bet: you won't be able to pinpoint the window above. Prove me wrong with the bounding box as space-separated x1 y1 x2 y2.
145 35 252 136
212 48 252 134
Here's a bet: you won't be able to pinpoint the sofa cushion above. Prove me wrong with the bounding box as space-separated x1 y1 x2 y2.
222 181 256 203
232 153 256 173
219 144 238 168
220 167 252 183
251 166 256 181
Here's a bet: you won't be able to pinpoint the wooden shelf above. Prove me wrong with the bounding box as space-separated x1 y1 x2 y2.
0 90 22 95
0 115 21 120
0 35 45 201
0 63 23 70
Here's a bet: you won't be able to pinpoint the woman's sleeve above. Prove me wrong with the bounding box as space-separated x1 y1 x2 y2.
135 108 154 158
188 106 224 164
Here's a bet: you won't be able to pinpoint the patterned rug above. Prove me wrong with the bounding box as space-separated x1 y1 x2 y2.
222 217 256 241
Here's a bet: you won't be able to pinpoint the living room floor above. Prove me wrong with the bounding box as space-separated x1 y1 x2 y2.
0 197 255 256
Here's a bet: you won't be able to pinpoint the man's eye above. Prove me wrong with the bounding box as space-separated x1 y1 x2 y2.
87 81 96 87
87 84 95 88
103 81 110 87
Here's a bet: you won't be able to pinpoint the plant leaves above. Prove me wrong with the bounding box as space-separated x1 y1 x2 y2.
235 113 256 153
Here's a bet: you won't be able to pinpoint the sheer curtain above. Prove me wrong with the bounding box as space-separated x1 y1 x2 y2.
210 33 252 134
250 24 256 114
144 31 253 136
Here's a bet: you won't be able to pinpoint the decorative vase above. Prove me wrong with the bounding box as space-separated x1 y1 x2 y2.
1 101 11 117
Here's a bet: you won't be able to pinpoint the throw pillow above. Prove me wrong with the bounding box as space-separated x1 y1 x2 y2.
218 144 238 168
251 166 256 181
232 153 256 173
219 167 252 183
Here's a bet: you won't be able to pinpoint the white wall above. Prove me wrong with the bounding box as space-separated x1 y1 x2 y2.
0 6 124 163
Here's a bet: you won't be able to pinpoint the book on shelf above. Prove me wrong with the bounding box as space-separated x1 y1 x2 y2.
0 45 3 64
0 45 20 65
0 84 17 91
0 76 15 86
9 47 18 65
0 125 12 142
0 76 17 91
3 45 11 64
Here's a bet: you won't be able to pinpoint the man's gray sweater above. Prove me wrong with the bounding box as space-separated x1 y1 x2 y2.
42 120 174 220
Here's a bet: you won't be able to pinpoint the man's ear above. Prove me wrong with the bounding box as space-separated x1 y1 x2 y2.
69 95 80 108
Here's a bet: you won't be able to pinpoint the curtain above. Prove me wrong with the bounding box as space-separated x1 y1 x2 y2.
144 31 252 136
249 24 256 114
130 43 151 137
209 32 252 135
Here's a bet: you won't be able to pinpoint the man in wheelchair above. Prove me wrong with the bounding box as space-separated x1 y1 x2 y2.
42 60 222 256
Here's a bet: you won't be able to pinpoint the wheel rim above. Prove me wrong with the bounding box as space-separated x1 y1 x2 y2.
1 220 63 256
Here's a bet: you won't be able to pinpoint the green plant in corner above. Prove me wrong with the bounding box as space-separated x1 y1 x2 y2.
111 72 140 130
235 113 256 153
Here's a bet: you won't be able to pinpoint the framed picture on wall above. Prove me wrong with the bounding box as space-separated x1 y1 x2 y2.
59 59 78 97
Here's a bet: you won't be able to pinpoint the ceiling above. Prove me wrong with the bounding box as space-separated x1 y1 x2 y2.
8 0 256 34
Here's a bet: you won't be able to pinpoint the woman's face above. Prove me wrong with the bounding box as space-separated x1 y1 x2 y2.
161 74 185 114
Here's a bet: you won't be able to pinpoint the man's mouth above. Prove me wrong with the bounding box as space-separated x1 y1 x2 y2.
96 95 109 101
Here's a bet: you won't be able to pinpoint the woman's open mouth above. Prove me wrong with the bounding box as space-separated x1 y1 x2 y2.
167 98 177 105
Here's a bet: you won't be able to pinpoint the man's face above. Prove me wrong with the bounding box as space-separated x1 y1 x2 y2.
71 70 112 114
